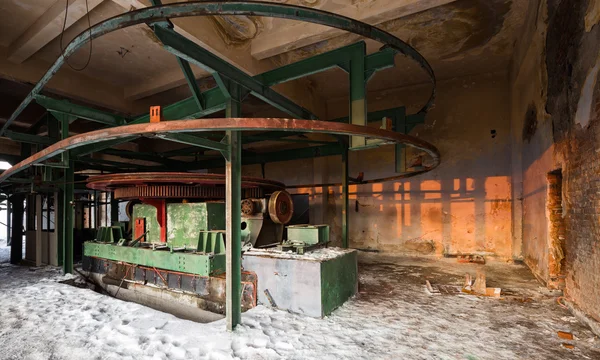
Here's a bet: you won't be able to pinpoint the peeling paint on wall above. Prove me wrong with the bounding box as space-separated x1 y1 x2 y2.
210 15 262 47
574 52 600 128
586 0 600 32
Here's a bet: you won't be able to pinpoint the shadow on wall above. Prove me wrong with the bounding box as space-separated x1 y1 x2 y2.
294 174 513 259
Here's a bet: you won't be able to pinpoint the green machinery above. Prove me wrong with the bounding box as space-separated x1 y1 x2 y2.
81 172 351 317
83 172 293 277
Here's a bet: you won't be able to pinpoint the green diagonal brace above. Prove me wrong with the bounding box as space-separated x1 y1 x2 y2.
152 25 315 120
177 58 205 111
36 95 127 126
70 136 139 157
157 133 229 153
4 130 56 145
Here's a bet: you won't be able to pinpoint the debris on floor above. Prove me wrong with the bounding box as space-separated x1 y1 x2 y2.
427 271 502 298
558 331 574 340
457 254 486 264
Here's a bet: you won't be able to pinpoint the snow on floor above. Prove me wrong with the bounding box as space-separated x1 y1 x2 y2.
0 238 9 264
1 254 599 360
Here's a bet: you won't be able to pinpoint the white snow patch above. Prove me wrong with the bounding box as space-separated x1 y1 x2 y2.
244 247 352 261
0 238 9 264
1 256 599 359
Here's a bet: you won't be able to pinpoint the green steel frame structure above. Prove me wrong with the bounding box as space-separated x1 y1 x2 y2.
0 1 438 330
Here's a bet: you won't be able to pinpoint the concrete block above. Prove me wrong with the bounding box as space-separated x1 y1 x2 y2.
242 248 357 317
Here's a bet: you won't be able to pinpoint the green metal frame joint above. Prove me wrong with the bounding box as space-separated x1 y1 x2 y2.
36 95 127 126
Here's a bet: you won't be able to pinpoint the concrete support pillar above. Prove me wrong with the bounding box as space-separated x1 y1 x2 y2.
10 194 24 265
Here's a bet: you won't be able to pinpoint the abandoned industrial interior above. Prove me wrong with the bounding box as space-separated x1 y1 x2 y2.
0 0 599 358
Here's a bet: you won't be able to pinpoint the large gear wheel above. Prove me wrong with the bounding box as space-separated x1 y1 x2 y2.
268 191 294 224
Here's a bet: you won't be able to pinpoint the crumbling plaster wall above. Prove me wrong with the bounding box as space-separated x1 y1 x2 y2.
244 71 514 259
510 0 600 321
508 0 554 284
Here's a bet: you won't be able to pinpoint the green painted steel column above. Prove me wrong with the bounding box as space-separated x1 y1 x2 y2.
60 115 75 274
225 83 242 331
6 200 11 246
394 107 407 173
56 188 64 266
9 194 24 264
341 143 349 248
349 42 367 149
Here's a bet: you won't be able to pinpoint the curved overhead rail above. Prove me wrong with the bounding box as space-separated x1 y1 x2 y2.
0 1 435 136
0 118 440 183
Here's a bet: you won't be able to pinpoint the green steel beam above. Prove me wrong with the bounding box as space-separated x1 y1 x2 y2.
130 88 226 124
59 114 74 274
187 143 342 170
36 95 127 126
152 25 315 120
177 56 205 111
27 113 50 135
74 157 150 170
394 107 407 173
341 142 349 248
349 41 367 149
100 148 192 166
364 47 396 81
255 42 363 86
4 130 56 145
131 42 398 126
84 242 224 276
242 135 336 145
70 136 139 157
157 133 228 153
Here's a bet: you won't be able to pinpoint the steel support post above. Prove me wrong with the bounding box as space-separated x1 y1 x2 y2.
56 189 64 266
9 194 24 265
60 114 74 274
225 83 242 331
349 42 367 149
6 200 11 246
394 107 407 173
341 143 349 248
35 194 43 266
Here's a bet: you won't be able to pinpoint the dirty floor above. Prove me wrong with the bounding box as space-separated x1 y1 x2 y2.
0 252 598 359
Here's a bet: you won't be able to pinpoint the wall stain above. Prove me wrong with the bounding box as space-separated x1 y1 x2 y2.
210 15 262 48
522 103 538 143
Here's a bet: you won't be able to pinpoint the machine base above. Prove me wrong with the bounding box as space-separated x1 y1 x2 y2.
242 248 358 317
82 257 257 315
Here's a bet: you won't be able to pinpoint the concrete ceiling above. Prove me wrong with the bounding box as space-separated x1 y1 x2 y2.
0 0 528 126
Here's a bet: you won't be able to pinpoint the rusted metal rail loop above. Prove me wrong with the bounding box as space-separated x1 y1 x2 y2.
0 119 440 182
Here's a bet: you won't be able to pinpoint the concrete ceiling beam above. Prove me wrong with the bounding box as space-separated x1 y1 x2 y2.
251 0 457 60
7 0 104 64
